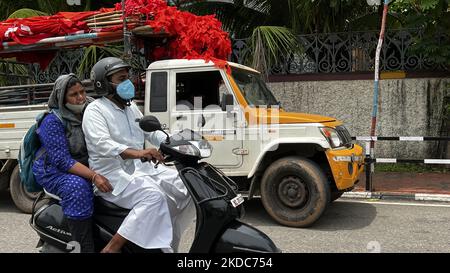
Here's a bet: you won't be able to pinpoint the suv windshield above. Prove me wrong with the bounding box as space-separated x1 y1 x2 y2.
231 67 279 107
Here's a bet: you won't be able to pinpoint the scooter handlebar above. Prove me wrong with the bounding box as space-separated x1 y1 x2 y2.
140 151 170 169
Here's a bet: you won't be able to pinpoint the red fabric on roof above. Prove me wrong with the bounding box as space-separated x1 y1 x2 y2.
0 0 231 67
56 11 98 22
0 14 93 45
117 0 231 61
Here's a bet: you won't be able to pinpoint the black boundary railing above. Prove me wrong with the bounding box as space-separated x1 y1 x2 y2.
232 28 448 75
351 136 450 191
2 28 447 86
0 60 33 86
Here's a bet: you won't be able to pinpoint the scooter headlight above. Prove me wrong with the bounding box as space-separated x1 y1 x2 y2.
189 140 213 158
172 144 200 157
172 140 213 158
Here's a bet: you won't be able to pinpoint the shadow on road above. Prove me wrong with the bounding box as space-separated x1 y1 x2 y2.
312 200 377 231
242 198 377 231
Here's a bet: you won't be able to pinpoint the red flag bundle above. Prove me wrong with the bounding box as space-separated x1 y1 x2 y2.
0 0 231 67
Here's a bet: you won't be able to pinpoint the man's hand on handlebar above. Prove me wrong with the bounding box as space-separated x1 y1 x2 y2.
140 148 164 163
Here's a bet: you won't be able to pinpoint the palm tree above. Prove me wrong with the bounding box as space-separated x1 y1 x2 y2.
179 0 377 37
177 1 300 74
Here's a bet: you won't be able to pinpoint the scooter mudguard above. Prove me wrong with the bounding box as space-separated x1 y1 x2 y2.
213 220 280 253
31 202 72 252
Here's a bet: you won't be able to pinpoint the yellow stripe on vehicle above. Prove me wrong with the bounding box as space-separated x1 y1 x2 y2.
0 123 15 129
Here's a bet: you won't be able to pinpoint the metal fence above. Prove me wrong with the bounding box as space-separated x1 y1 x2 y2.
0 60 32 86
0 49 91 85
1 28 448 85
232 28 448 75
352 136 450 192
30 48 90 83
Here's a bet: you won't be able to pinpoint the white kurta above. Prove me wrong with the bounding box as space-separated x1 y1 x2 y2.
82 97 193 251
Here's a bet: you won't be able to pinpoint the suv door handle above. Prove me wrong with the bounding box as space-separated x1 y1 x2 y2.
176 115 187 120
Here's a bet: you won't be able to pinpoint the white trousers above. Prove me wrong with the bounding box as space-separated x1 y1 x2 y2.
98 168 194 251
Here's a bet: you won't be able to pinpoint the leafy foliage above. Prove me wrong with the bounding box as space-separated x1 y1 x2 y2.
391 0 450 68
250 26 301 76
77 45 126 78
0 1 35 20
178 0 377 71
179 0 378 37
180 0 450 70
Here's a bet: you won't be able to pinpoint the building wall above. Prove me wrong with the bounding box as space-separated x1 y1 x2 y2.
267 78 450 159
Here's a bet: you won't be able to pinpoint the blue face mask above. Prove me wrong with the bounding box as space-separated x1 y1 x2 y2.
115 79 135 100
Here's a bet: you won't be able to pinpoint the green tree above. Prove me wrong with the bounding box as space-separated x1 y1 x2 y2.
179 0 378 37
180 0 450 70
390 0 450 67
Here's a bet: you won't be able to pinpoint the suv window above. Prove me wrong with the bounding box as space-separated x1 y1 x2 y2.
175 71 224 110
150 72 167 112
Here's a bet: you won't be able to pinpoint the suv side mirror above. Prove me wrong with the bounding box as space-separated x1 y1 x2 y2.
221 93 234 111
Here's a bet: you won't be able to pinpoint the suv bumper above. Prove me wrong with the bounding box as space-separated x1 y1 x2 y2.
325 144 364 191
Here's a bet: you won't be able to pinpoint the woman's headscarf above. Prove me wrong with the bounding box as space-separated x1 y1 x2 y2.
47 73 94 166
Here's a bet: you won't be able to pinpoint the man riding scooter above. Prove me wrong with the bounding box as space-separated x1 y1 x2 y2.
29 57 279 254
82 57 194 253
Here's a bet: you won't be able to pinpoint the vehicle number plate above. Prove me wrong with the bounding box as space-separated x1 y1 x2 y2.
231 194 244 207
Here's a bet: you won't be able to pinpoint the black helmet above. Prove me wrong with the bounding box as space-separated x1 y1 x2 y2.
90 57 131 95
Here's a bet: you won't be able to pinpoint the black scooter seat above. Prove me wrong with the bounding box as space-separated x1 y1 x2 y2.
94 197 130 217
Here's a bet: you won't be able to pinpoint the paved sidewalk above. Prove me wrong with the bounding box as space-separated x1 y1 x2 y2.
342 172 450 202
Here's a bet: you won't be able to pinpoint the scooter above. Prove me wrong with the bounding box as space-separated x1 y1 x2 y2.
29 115 280 253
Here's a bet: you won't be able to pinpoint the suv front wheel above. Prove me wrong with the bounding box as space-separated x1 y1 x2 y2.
260 156 330 228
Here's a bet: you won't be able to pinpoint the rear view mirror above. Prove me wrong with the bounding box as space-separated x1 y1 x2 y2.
221 93 234 111
136 115 162 132
136 115 171 144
